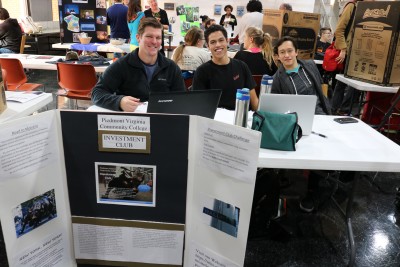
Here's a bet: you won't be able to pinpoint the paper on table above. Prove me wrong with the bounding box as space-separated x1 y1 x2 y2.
6 91 44 103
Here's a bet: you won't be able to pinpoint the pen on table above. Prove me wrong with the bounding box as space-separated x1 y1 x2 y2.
311 131 327 138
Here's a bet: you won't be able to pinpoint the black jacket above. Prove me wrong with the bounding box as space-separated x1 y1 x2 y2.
0 18 22 53
271 59 331 115
91 49 185 111
219 14 237 31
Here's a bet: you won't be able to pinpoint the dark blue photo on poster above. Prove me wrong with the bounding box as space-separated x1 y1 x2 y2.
81 23 96 31
64 4 80 16
13 189 58 238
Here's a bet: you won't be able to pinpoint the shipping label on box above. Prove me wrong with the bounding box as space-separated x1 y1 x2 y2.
345 1 400 85
263 10 320 59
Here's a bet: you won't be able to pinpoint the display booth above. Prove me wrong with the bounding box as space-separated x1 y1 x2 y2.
0 110 261 267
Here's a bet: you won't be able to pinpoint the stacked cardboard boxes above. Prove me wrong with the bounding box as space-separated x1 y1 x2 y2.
345 1 400 86
263 10 320 60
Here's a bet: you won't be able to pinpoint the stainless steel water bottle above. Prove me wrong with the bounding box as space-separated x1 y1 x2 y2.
234 89 250 127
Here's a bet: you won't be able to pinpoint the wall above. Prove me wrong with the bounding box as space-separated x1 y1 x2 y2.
141 0 316 46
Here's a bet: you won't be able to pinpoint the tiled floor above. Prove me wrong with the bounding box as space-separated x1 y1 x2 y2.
1 70 400 266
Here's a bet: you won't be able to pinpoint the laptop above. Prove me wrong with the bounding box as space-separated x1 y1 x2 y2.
147 90 222 119
258 94 317 135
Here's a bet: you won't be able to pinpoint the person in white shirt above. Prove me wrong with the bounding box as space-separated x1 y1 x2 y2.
171 27 211 71
219 5 237 38
233 0 263 46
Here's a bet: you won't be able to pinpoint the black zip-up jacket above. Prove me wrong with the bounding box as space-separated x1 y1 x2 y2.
271 59 331 115
219 14 237 31
91 49 185 111
0 18 22 53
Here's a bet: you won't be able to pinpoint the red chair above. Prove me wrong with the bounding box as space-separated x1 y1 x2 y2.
56 63 98 109
0 58 43 91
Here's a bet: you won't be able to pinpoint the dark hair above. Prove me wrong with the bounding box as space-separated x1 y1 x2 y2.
0 8 10 20
127 0 142 21
247 0 263 13
204 24 227 43
137 17 163 36
319 27 332 36
204 18 216 29
200 15 209 23
273 36 298 55
224 5 233 12
280 3 293 11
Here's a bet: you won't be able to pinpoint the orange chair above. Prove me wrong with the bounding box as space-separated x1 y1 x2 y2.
252 75 263 97
0 58 43 91
56 63 98 109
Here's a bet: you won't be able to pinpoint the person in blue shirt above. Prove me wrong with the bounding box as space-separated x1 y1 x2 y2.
127 0 144 51
107 0 130 39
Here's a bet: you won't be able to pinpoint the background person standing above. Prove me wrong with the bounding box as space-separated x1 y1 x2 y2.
107 0 130 40
219 5 237 38
144 0 169 56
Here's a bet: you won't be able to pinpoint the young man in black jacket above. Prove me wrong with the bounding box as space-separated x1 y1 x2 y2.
91 18 185 111
0 8 22 54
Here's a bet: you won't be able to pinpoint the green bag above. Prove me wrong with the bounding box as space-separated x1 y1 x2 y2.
251 111 302 151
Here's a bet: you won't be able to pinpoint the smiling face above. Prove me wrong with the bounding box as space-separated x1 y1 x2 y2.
277 40 298 70
148 0 158 10
137 26 162 63
207 30 229 64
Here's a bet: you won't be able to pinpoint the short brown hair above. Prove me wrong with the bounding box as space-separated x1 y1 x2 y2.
0 8 10 20
137 17 163 36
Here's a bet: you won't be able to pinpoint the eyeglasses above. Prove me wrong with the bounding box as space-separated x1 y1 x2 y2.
323 32 332 35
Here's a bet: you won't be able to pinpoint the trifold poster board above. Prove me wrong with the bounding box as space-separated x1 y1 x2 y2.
0 110 261 267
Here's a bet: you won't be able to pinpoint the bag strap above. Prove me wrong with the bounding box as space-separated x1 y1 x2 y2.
252 111 265 131
344 2 356 39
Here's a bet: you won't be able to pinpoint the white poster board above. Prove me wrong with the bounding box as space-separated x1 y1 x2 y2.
0 110 76 267
184 116 261 266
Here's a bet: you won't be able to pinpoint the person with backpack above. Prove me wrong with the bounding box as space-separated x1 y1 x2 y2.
331 0 363 115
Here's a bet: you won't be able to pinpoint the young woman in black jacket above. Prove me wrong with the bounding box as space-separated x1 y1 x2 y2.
219 5 237 38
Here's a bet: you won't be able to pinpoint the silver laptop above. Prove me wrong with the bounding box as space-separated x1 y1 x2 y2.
258 94 317 135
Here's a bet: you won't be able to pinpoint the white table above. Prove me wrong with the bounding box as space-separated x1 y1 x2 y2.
52 42 131 54
0 91 53 123
0 54 110 73
336 74 399 93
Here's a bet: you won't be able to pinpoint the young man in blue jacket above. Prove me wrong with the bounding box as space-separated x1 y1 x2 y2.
92 18 185 111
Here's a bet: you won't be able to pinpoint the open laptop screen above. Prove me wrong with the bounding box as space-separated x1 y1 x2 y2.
258 94 317 135
147 90 222 119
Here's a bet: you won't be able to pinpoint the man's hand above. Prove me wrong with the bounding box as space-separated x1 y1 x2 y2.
120 96 141 112
336 49 346 64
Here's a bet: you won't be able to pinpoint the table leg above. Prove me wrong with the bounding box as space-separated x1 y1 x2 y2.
330 172 359 267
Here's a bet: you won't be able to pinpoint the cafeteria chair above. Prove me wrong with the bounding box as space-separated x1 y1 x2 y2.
56 63 98 109
366 89 400 135
19 34 31 54
0 58 44 91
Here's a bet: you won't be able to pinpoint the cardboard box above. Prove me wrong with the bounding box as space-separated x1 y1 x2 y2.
345 1 400 86
0 81 7 115
263 9 320 60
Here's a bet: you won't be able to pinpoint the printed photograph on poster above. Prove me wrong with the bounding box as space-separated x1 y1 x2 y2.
185 7 194 22
72 33 80 42
214 5 222 15
73 0 88 3
81 10 94 20
96 0 106 8
164 3 175 11
176 5 185 16
81 23 96 31
96 162 156 207
97 31 108 41
237 6 245 17
12 189 57 238
201 194 240 238
96 15 107 25
64 15 80 32
193 7 199 22
64 4 80 16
